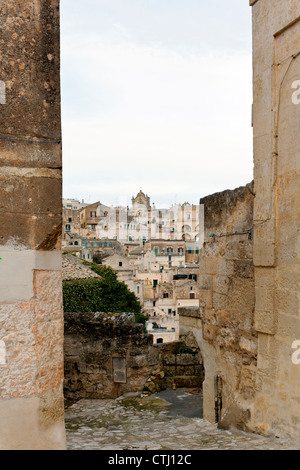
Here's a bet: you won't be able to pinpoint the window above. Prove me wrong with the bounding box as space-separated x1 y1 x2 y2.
68 217 72 222
190 293 195 299
178 247 184 254
109 242 113 247
168 309 172 314
167 247 173 253
153 280 158 288
65 224 71 231
153 301 156 307
137 286 140 294
157 338 163 344
90 211 96 217
119 262 123 267
163 292 169 298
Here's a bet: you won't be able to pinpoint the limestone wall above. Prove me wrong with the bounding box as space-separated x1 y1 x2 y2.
64 312 204 402
196 183 256 430
64 312 160 403
0 1 65 449
250 0 300 437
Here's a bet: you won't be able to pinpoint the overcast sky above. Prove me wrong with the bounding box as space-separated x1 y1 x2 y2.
61 0 253 208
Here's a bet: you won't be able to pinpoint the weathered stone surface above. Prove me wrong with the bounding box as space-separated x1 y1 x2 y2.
0 0 65 450
195 183 256 430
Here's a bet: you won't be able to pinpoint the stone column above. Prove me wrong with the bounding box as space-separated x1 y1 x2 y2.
0 1 66 449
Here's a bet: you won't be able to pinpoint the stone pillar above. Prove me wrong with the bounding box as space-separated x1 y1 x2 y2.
0 1 66 449
250 0 300 437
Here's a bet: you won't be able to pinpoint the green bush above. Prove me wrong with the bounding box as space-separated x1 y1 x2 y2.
63 262 146 326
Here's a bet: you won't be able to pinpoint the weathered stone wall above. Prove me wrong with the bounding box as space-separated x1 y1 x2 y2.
250 0 300 437
64 312 160 403
196 183 256 430
0 1 65 449
64 312 204 403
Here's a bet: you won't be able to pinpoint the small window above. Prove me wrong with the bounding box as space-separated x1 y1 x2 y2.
190 293 195 299
65 224 71 231
157 338 163 344
153 280 158 288
119 262 123 267
163 292 169 298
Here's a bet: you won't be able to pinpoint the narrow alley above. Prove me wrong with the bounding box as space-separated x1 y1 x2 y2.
65 389 296 451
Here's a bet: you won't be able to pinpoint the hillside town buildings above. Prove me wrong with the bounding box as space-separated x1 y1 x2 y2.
63 191 202 343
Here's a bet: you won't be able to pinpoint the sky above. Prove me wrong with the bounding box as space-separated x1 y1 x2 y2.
61 0 253 208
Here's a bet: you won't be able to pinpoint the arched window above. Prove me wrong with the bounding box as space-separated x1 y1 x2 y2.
167 247 173 253
157 338 163 344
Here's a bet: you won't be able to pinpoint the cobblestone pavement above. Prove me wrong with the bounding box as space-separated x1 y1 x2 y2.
65 389 298 451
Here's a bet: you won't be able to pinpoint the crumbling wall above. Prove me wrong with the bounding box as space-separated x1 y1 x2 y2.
0 1 65 450
197 183 256 430
64 312 204 403
64 312 160 403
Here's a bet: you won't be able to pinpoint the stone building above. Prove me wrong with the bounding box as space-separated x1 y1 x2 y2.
0 0 65 449
249 0 300 438
185 0 300 439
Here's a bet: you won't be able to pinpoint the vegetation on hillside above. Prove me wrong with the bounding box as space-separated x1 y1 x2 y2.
63 262 148 328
